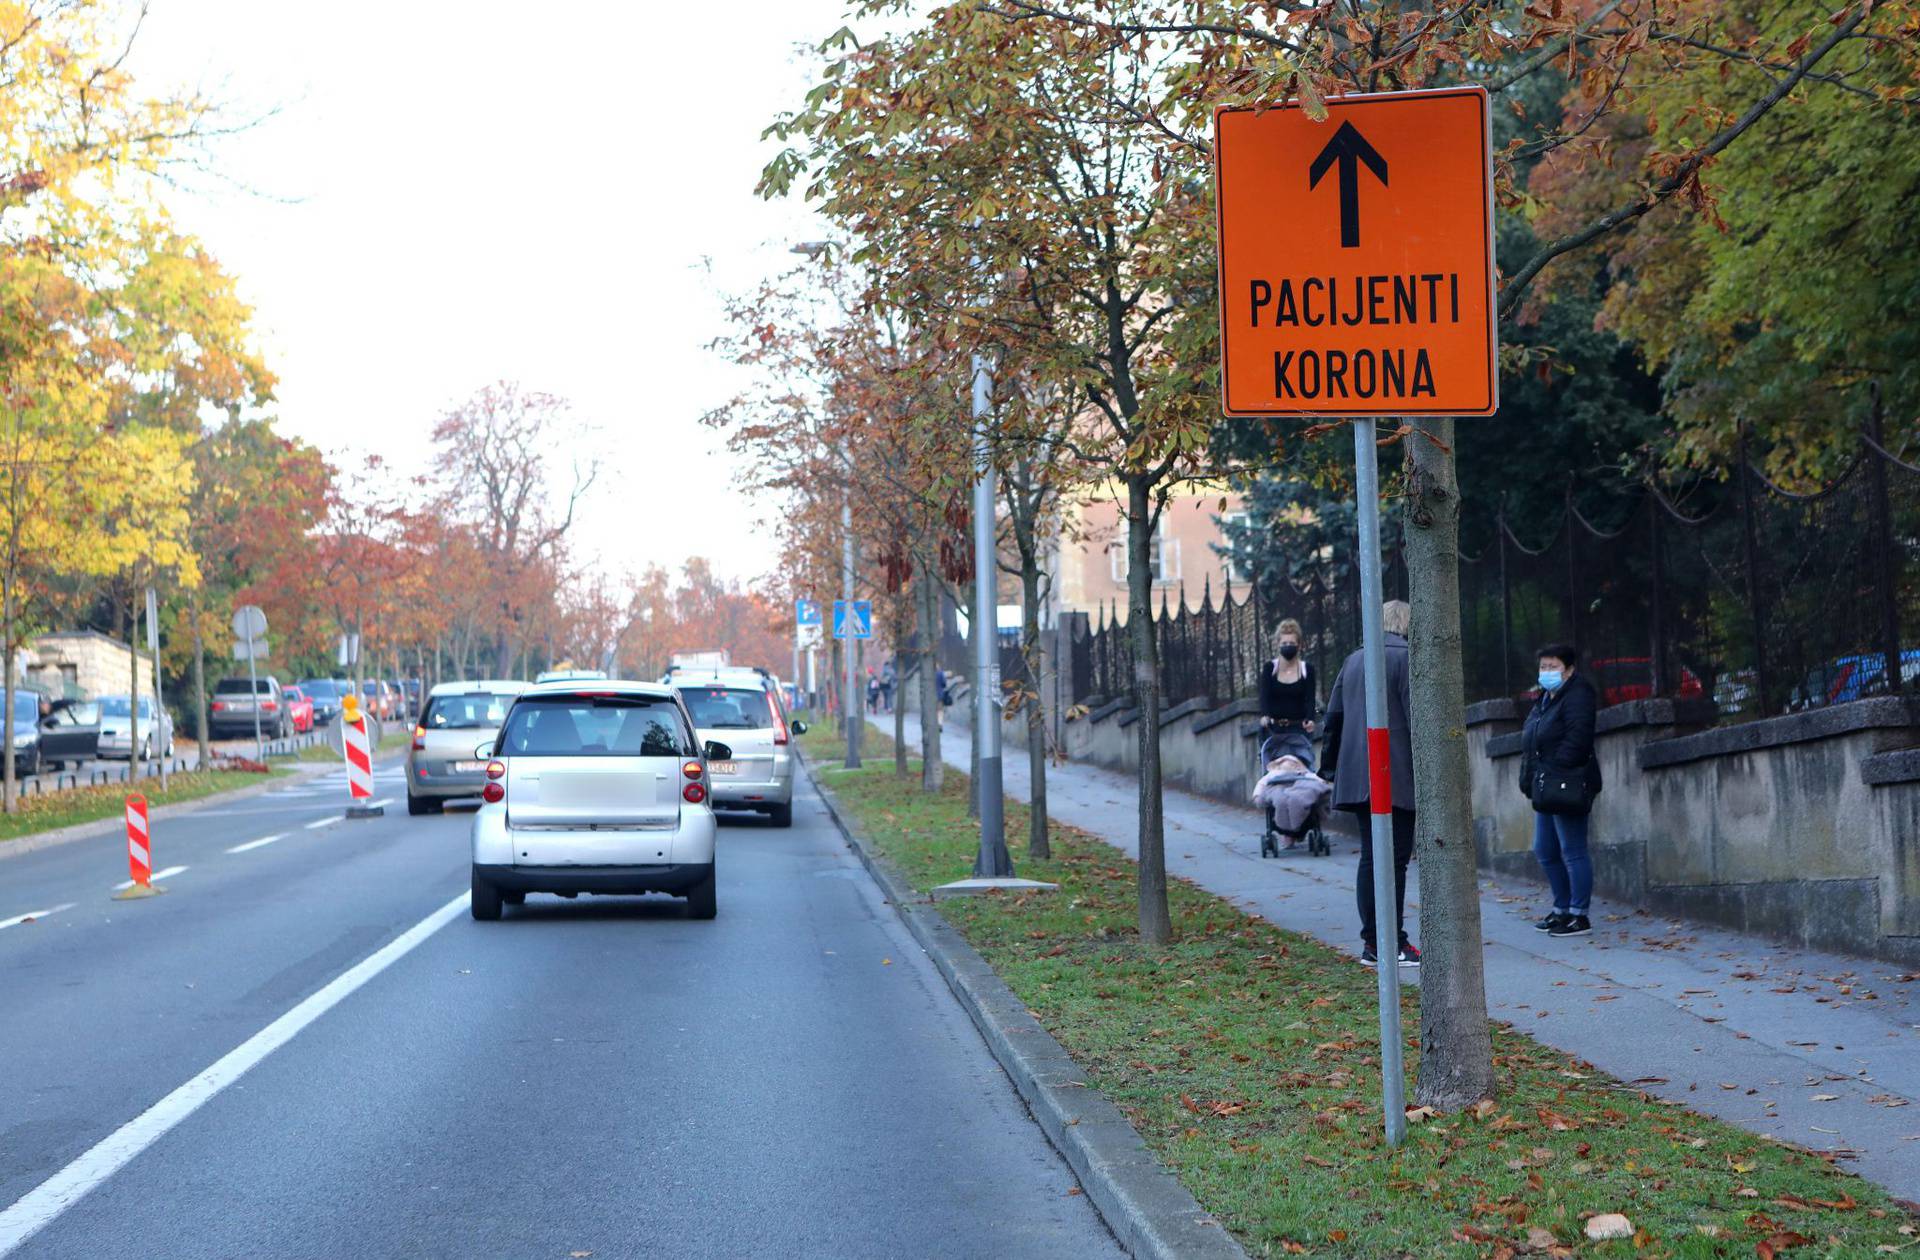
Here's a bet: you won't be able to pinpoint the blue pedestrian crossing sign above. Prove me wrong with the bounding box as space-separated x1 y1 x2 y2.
833 599 873 639
795 598 822 627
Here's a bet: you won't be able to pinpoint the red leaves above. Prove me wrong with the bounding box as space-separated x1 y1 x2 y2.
1755 1230 1813 1258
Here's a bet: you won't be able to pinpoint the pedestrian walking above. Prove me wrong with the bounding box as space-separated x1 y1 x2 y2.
866 670 880 714
1317 600 1419 968
935 666 951 729
1257 618 1318 769
880 664 896 714
1521 642 1603 938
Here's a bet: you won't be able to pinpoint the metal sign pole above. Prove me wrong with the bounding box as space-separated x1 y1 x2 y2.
842 483 862 769
1353 418 1407 1147
246 638 263 765
971 348 1011 877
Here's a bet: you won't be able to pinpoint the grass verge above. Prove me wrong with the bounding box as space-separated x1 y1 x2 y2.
802 726 1915 1258
0 768 285 846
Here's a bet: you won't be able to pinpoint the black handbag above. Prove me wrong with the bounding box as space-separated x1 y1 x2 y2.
1532 763 1590 815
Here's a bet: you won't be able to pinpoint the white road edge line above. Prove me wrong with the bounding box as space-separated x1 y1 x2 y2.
225 833 289 854
0 903 76 931
303 815 344 830
111 866 187 892
0 890 470 1256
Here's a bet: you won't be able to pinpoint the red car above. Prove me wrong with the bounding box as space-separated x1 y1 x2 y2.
282 686 317 734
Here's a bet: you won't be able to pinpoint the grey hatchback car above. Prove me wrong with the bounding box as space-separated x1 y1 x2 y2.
406 680 528 814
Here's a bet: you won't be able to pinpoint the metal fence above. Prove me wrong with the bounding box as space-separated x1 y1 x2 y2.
1063 435 1919 722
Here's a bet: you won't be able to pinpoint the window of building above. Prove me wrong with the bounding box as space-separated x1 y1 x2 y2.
1106 530 1180 585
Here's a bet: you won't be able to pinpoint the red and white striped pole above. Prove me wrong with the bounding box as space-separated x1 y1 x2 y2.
339 693 384 818
114 793 164 900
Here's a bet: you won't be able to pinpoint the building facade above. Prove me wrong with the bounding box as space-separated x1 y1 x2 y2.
21 630 155 701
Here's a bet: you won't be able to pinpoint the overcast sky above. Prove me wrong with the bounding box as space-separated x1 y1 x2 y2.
130 1 848 589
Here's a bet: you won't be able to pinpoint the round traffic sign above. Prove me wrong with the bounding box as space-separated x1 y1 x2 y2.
231 604 268 639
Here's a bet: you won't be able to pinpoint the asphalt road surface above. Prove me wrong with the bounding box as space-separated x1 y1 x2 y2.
0 760 1120 1259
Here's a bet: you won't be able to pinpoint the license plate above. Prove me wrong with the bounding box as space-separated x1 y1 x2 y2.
708 761 738 776
452 760 486 773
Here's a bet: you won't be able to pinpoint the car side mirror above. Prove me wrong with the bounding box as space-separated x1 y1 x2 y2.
474 740 495 760
789 720 808 736
703 740 733 762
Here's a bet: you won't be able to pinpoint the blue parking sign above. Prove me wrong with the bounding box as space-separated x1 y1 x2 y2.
833 599 873 639
796 598 822 627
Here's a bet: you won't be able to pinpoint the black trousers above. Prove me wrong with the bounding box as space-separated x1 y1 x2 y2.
1342 805 1416 949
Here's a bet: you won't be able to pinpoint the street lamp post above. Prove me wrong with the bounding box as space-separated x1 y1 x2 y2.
842 469 862 770
971 349 1012 877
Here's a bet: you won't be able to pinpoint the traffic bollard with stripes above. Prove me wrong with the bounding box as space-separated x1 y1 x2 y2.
342 712 383 819
112 794 167 900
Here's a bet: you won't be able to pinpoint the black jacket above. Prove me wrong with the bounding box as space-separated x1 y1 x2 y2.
1521 670 1603 810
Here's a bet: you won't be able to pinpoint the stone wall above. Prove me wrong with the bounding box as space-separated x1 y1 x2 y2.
1016 680 1920 965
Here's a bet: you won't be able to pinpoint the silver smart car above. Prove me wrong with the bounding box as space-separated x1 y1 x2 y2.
469 680 726 919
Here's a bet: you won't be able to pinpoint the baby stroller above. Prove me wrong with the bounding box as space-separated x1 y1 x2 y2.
1256 730 1330 858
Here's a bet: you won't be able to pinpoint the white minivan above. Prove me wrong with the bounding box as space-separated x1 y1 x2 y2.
671 670 806 827
468 681 729 921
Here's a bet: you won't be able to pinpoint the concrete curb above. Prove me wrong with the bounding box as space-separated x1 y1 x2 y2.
806 757 1248 1260
0 759 342 863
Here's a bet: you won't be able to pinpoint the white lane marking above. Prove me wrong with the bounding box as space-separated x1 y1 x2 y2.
363 798 394 809
0 904 76 931
112 866 187 892
303 815 344 830
0 890 470 1256
225 833 289 854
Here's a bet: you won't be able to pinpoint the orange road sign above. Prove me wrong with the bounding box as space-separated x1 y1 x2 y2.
1214 87 1498 418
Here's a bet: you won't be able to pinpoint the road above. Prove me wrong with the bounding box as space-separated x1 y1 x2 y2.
0 758 1119 1259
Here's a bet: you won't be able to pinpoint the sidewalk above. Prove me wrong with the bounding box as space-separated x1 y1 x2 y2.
880 712 1920 1202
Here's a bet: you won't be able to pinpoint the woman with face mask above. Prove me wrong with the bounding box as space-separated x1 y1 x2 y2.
1520 642 1603 937
1257 620 1317 769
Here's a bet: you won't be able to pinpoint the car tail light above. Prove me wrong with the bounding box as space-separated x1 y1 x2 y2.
682 781 706 804
682 760 702 779
261 700 278 712
411 725 425 750
211 700 226 712
481 781 505 804
485 760 506 780
769 693 790 745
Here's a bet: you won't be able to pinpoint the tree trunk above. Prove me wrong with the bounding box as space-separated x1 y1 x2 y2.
1128 474 1171 943
191 585 210 765
1404 417 1495 1109
918 570 943 793
129 601 143 785
1020 551 1050 860
3 577 16 815
892 601 908 777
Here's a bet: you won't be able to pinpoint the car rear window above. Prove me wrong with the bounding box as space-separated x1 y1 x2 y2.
423 693 512 730
498 694 693 758
679 686 773 730
300 680 337 697
214 678 273 695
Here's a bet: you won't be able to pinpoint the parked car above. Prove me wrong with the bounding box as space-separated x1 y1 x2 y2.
671 671 806 827
406 679 528 815
1585 657 1706 707
282 686 316 734
469 680 725 921
96 695 176 760
9 690 45 777
298 678 349 725
38 699 101 770
1789 649 1920 711
358 679 397 722
210 676 291 740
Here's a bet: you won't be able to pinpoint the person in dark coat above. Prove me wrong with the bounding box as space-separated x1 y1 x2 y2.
1317 600 1418 968
1521 642 1603 938
1257 618 1318 769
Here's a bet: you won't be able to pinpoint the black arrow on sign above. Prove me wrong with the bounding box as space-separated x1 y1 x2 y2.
1307 120 1389 249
